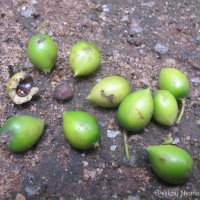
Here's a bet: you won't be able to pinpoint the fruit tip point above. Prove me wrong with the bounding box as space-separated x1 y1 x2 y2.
85 95 90 100
42 70 51 74
146 145 152 152
73 71 80 77
93 141 100 149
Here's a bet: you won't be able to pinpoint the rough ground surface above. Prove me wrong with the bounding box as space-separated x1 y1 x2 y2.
0 0 200 199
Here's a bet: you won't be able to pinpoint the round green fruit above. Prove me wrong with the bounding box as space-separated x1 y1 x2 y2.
117 88 153 131
69 41 101 76
28 34 57 73
159 68 189 100
153 90 178 126
87 76 131 107
146 145 194 184
0 115 44 152
62 111 101 150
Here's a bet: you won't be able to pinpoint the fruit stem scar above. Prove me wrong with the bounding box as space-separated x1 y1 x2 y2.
83 46 92 53
37 37 46 44
175 98 185 124
100 90 114 104
160 156 166 164
135 109 144 120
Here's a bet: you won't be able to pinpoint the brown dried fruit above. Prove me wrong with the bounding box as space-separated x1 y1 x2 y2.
53 82 73 101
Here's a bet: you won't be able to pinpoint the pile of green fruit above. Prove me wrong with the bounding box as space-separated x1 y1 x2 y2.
0 27 194 185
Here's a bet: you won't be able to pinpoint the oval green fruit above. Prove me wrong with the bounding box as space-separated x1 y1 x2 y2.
117 88 153 131
87 76 131 108
69 41 101 76
146 145 194 184
28 34 57 73
153 90 178 126
159 68 189 100
0 115 44 152
62 111 101 150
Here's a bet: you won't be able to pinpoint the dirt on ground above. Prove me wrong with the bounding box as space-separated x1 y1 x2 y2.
0 0 200 200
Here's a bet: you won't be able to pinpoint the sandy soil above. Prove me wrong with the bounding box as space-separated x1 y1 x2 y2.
0 0 200 199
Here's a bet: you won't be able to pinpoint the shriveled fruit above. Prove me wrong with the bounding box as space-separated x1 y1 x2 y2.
117 88 153 131
153 90 178 126
159 68 190 124
62 111 100 150
146 145 194 184
87 76 131 107
53 82 73 101
69 41 101 76
6 71 39 105
28 34 57 73
0 115 44 152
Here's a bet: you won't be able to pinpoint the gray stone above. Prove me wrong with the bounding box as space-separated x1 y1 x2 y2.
154 43 168 54
127 195 140 200
191 77 200 84
20 7 33 18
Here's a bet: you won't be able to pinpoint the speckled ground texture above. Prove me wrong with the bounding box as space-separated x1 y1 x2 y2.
0 0 200 200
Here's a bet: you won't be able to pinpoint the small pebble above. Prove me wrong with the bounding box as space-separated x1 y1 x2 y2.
102 4 111 12
25 186 40 196
15 194 26 200
98 120 108 127
195 34 200 42
107 130 121 138
165 58 176 67
130 19 143 33
20 7 33 17
110 145 117 151
53 82 73 101
172 126 178 133
88 12 99 21
127 195 140 200
112 194 118 199
191 77 200 84
196 46 200 52
121 15 129 22
139 48 145 54
172 138 180 145
82 161 88 167
141 1 155 7
154 43 168 54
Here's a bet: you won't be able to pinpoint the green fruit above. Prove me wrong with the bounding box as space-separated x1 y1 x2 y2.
0 115 44 152
69 41 101 76
146 145 194 184
153 90 178 126
28 34 57 73
159 68 189 100
117 88 153 131
62 111 101 150
87 76 131 107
